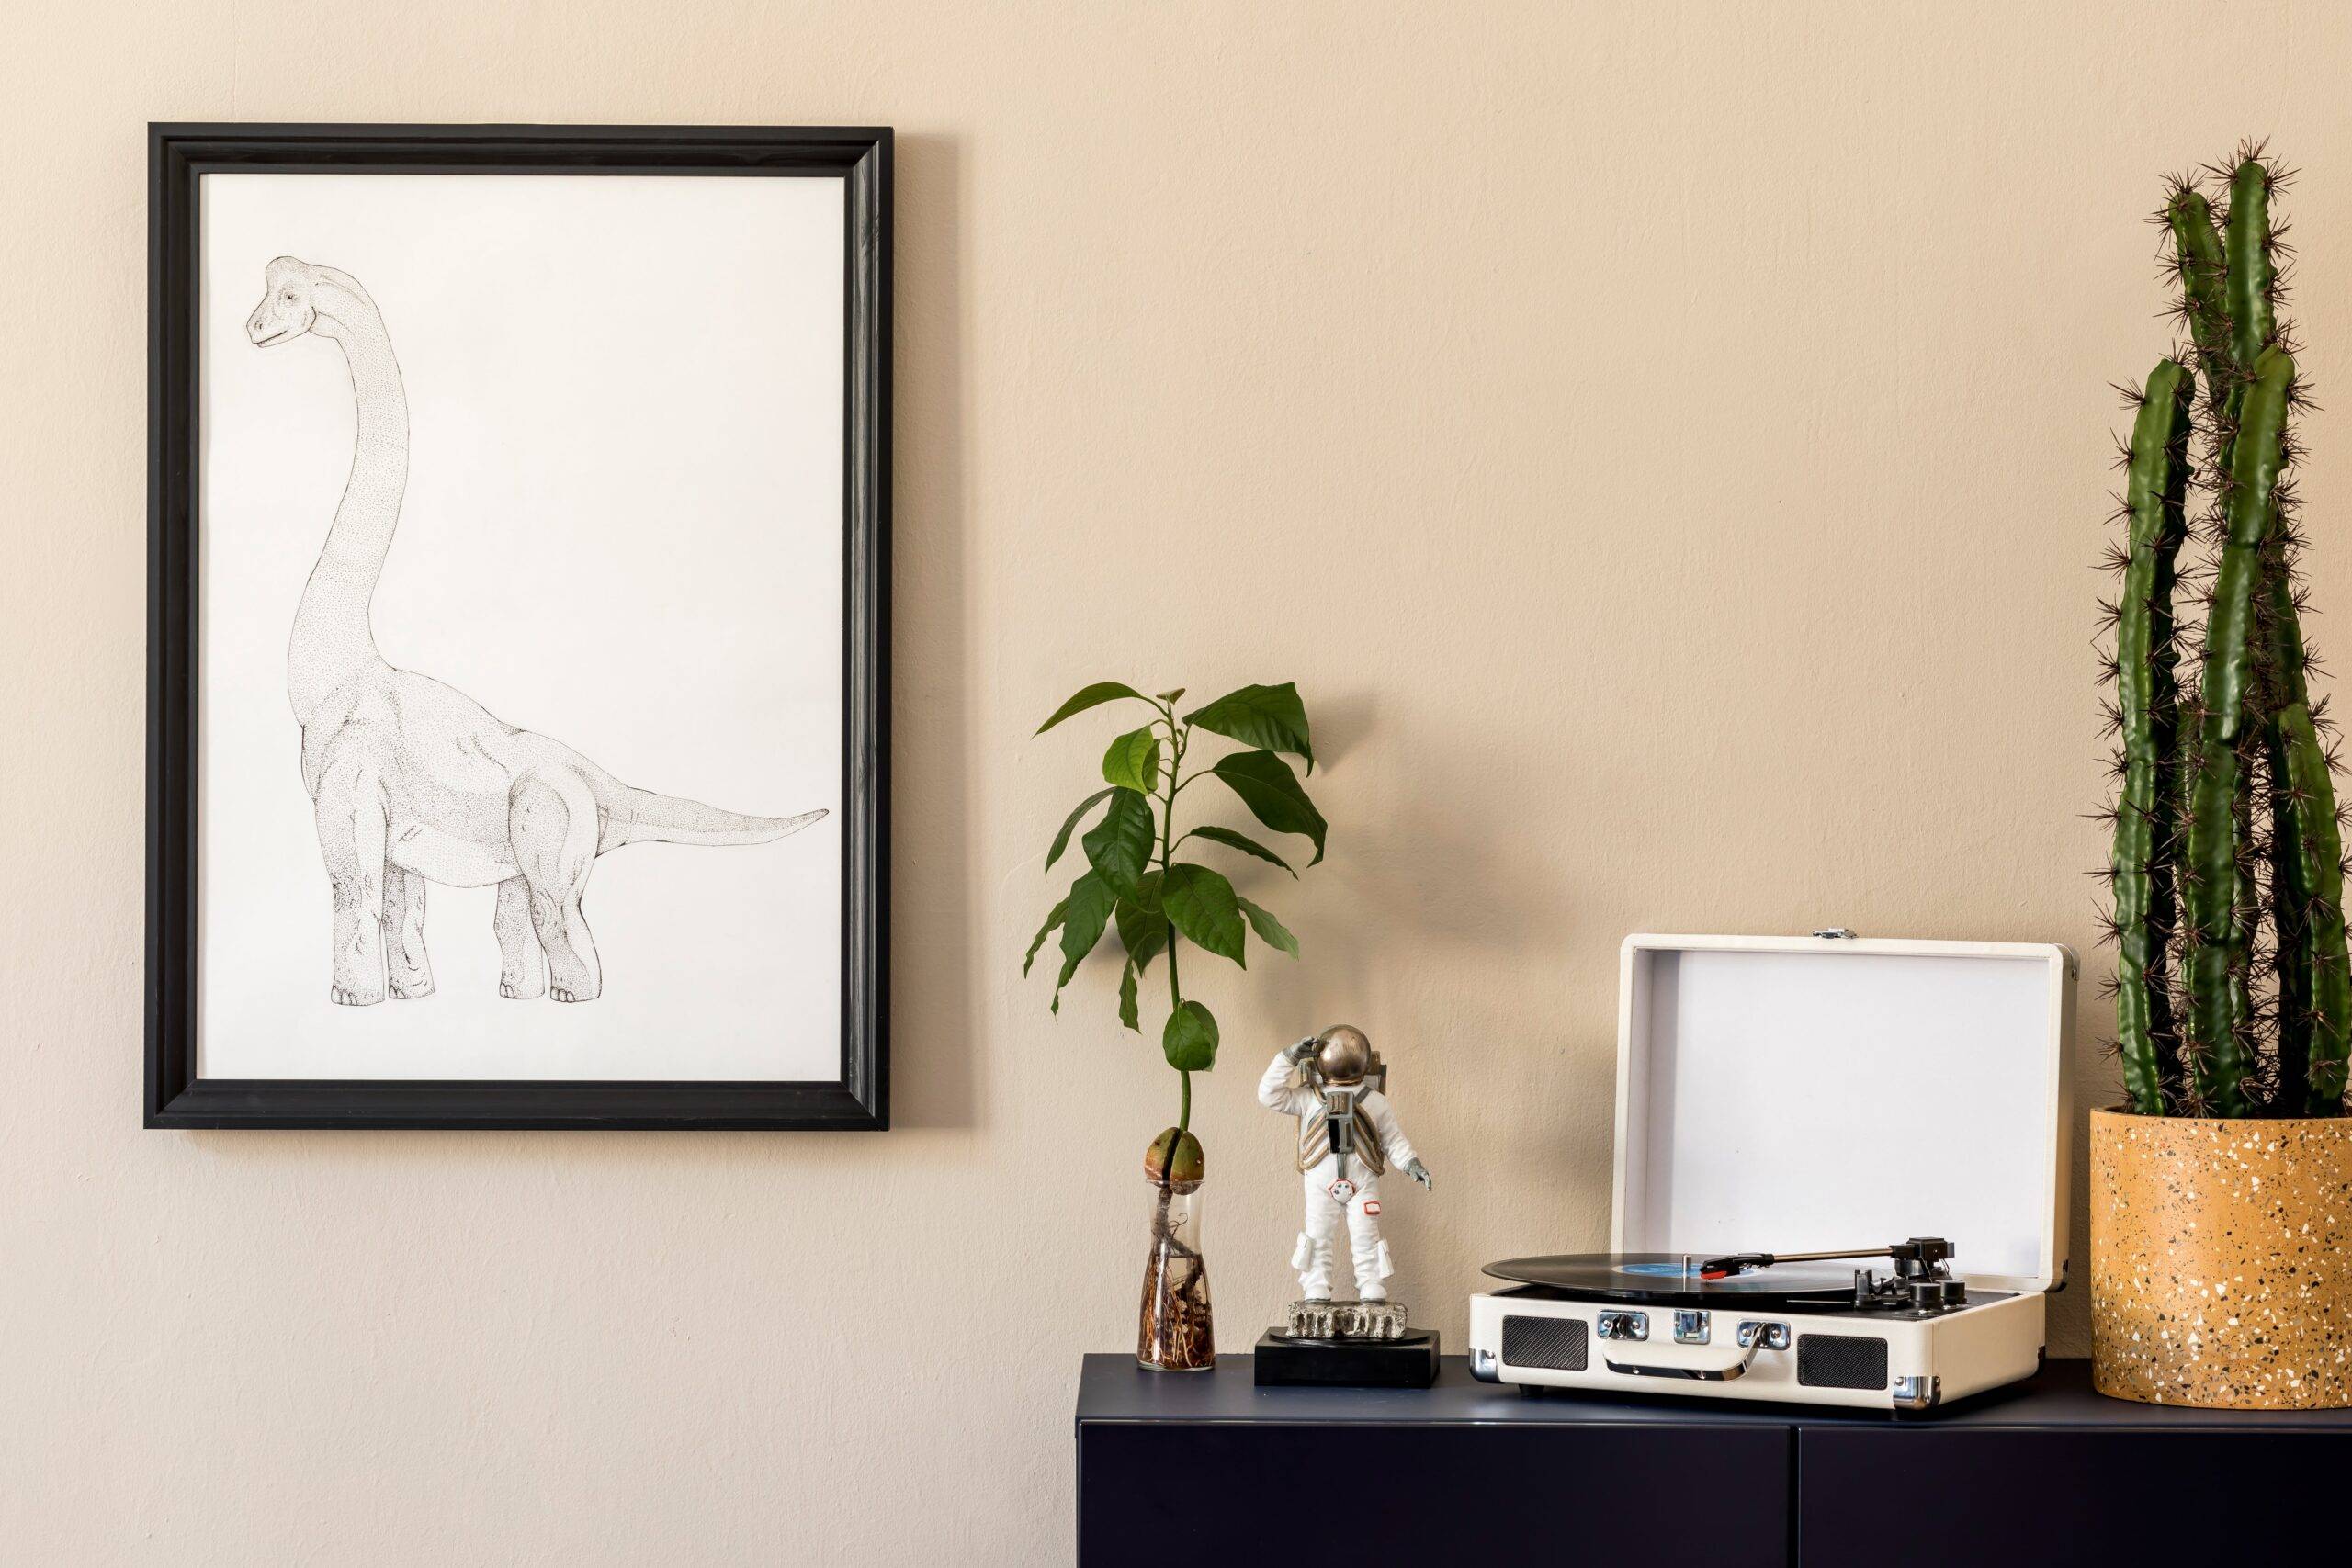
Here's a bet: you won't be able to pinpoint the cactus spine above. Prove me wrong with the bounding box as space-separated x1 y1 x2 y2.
2103 145 2352 1118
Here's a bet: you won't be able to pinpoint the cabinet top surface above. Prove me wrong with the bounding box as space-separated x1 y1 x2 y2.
1075 1356 2352 1431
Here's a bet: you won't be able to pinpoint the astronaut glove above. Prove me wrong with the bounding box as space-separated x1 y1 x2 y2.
1405 1158 1433 1191
1284 1035 1320 1064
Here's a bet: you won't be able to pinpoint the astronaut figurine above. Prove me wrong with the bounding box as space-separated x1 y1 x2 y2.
1259 1026 1432 1319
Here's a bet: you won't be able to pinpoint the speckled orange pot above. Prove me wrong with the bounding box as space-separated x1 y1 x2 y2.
2090 1107 2352 1408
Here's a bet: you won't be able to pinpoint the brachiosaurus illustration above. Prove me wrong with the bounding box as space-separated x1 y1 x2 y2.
247 256 825 1006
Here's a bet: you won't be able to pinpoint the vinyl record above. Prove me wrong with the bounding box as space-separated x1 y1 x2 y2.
1482 1252 1863 1306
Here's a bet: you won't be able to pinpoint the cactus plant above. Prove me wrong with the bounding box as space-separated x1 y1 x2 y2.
2101 144 2352 1117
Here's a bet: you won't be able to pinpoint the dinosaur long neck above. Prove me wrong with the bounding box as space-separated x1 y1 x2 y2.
288 290 407 721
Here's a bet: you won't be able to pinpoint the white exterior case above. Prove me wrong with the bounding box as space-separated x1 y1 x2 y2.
1467 932 2075 1410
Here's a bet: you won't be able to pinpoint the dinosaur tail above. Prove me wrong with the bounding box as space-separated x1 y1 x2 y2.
603 785 828 850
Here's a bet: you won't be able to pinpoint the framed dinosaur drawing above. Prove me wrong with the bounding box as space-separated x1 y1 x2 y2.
146 124 890 1130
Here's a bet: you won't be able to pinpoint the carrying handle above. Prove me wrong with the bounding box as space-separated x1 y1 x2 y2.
1603 1323 1788 1382
1603 1341 1764 1382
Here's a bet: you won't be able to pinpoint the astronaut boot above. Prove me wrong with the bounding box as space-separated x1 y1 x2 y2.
1335 1301 1410 1339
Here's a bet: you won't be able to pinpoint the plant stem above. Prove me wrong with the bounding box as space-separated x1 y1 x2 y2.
2283 700 2352 1107
1160 715 1191 1134
2184 347 2295 1115
2113 359 2192 1116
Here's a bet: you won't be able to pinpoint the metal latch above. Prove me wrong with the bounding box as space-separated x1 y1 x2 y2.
1812 928 1859 940
1597 1310 1649 1342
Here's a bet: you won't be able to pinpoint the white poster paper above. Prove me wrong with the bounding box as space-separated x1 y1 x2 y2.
195 171 845 1081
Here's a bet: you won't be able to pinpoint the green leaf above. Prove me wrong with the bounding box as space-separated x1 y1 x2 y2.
1118 961 1140 1032
1036 682 1151 734
1045 788 1114 875
1205 750 1329 864
1154 688 1186 704
1100 726 1162 793
1130 867 1164 914
1185 682 1313 772
1183 825 1296 877
1081 788 1156 898
1160 863 1247 966
1116 872 1169 972
1052 872 1117 1011
1237 896 1299 958
1023 897 1069 977
1162 999 1220 1072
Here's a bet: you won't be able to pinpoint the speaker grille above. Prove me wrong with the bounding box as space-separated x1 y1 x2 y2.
1797 1334 1889 1390
1501 1315 1589 1371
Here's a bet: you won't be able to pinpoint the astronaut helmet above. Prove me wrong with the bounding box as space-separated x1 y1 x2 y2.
1313 1024 1373 1086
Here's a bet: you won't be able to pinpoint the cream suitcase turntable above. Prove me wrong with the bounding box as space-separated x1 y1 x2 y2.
1468 932 2075 1411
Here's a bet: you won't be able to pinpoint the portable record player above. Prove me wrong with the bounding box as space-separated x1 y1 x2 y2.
1468 931 2075 1411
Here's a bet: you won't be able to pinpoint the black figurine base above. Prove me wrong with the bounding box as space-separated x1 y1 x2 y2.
1253 1329 1441 1389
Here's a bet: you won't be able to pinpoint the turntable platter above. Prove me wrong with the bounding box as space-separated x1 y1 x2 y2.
1483 1252 1865 1305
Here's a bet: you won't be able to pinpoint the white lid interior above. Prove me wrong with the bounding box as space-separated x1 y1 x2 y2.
1612 936 2071 1292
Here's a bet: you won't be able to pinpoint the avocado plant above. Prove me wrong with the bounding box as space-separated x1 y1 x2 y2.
1025 679 1326 1173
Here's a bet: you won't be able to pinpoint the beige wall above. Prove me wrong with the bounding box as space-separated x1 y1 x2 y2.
6 1 2350 1560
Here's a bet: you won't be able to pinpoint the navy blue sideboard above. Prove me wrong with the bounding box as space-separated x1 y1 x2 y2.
1075 1355 2352 1566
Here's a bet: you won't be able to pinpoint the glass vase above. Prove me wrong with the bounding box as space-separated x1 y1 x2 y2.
1138 1178 1215 1371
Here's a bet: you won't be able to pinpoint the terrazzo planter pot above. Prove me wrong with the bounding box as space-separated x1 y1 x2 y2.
2090 1107 2352 1408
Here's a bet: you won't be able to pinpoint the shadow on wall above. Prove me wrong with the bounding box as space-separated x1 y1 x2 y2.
884 130 974 1133
180 134 978 1169
1248 693 1604 1215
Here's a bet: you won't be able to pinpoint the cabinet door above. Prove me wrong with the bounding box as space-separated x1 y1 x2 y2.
1080 1421 1790 1564
1799 1429 2352 1567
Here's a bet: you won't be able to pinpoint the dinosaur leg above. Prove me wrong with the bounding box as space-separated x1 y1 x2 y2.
314 757 390 1007
509 768 602 1003
493 875 547 999
383 868 435 998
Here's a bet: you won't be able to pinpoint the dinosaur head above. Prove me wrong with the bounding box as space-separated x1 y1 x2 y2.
246 256 328 347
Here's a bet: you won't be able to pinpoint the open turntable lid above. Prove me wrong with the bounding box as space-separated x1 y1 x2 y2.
1611 933 2075 1295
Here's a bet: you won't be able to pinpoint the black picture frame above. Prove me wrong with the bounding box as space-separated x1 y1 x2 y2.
146 123 890 1130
